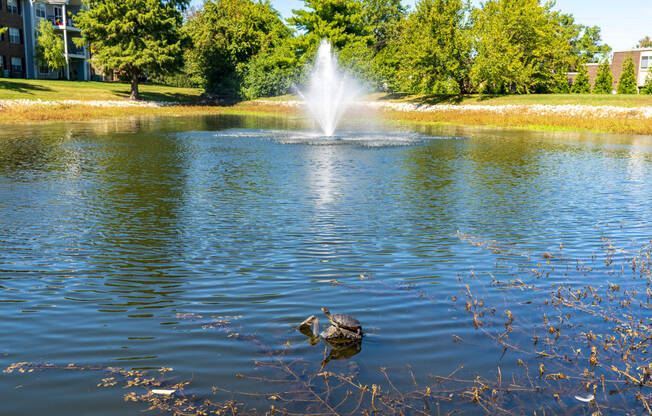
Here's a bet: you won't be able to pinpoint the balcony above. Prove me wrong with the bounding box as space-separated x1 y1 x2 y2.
67 43 85 57
46 8 81 30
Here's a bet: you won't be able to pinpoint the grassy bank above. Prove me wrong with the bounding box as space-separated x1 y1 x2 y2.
1 79 651 134
0 78 202 102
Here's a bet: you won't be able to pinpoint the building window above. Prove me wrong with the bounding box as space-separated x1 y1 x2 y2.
36 4 46 19
0 56 4 71
9 28 21 44
642 56 650 70
11 57 22 74
7 0 19 14
53 6 63 25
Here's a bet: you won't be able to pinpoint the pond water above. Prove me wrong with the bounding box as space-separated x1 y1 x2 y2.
1 115 651 415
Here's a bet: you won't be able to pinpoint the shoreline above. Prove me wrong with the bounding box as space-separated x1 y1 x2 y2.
1 98 651 135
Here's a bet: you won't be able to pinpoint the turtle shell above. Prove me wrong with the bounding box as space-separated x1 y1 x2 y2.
329 314 361 331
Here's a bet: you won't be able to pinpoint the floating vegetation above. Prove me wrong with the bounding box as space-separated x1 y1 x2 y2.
4 238 652 414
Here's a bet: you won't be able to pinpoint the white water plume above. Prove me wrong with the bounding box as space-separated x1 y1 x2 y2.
299 40 360 137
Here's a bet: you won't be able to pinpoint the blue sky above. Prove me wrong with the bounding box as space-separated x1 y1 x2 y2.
190 0 651 51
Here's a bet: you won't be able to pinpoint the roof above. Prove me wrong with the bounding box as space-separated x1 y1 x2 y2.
613 48 652 53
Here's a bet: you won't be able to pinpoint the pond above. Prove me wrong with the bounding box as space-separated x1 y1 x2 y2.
1 114 651 415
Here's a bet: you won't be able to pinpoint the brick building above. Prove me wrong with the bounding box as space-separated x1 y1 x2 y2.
0 0 31 78
568 48 652 93
610 48 651 91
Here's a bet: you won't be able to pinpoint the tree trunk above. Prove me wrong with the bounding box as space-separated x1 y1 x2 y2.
130 73 139 101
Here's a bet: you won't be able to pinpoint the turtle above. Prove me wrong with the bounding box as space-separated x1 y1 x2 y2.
321 307 363 338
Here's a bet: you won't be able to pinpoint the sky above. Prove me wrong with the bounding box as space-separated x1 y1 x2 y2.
190 0 651 52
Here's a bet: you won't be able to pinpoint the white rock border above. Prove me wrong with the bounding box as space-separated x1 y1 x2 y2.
254 99 652 119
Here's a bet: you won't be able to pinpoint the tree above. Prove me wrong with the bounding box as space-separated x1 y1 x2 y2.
641 72 652 95
394 0 472 94
363 0 406 52
185 0 290 97
75 0 188 100
36 19 66 76
570 64 591 94
241 43 303 99
617 55 638 94
470 0 571 94
592 61 613 94
288 0 373 53
637 36 652 49
572 25 611 65
550 65 571 93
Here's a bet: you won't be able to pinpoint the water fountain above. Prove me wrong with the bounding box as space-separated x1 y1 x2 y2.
299 39 359 137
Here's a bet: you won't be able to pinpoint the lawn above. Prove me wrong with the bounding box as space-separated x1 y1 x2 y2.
0 78 203 103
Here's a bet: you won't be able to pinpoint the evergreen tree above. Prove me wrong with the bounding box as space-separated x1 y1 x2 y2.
394 0 472 94
75 0 188 100
617 55 638 94
570 64 591 94
592 61 613 94
36 19 66 76
550 66 571 93
641 72 652 95
288 0 373 52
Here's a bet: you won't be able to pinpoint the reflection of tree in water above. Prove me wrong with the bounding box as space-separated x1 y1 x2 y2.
89 131 191 314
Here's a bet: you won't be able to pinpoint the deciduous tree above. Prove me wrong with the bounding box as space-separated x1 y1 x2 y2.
36 19 66 76
394 0 472 94
470 0 571 94
75 0 188 100
185 0 290 97
637 36 652 49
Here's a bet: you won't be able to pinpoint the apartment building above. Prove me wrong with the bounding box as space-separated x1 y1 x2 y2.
0 0 31 78
0 0 90 80
25 0 90 80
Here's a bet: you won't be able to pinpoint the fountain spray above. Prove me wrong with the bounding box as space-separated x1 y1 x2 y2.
299 40 359 137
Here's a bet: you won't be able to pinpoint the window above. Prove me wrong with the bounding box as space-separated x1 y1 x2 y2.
11 57 22 74
7 0 19 14
53 6 63 25
0 56 4 71
642 56 650 70
9 28 20 44
36 4 46 19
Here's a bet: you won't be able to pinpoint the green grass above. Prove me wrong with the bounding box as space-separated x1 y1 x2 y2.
366 92 652 107
0 78 203 102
